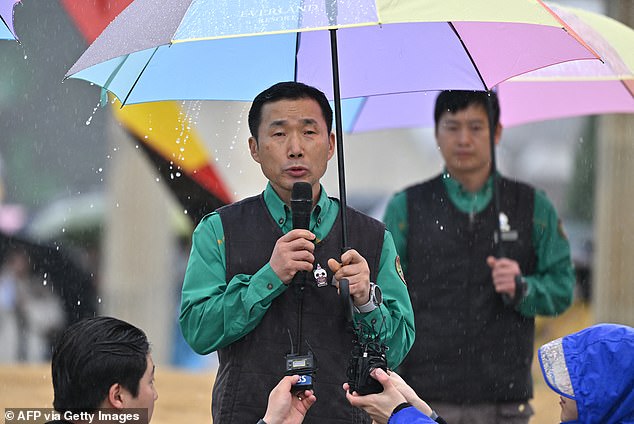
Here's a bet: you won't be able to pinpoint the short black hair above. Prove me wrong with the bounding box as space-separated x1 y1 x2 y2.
248 81 333 141
52 316 150 413
434 90 500 130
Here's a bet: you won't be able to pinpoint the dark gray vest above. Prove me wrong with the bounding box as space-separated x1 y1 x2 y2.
213 194 385 423
400 175 537 403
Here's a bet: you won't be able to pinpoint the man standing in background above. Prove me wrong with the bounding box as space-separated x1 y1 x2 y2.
383 90 575 424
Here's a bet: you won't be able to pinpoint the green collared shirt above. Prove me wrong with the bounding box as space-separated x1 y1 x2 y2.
180 183 415 367
383 172 575 317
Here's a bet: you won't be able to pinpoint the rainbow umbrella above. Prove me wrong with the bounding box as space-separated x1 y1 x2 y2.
65 0 599 245
0 0 20 40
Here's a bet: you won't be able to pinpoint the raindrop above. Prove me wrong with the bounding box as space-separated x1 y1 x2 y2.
85 103 100 125
175 172 181 177
98 297 102 304
155 177 160 182
77 300 81 306
42 280 47 286
439 225 444 231
23 54 27 60
183 209 189 215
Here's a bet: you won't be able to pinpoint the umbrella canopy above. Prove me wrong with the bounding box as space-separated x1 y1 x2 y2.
343 3 634 132
65 0 599 248
65 0 598 106
0 0 19 40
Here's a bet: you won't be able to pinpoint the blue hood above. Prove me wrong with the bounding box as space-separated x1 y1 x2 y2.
539 323 634 423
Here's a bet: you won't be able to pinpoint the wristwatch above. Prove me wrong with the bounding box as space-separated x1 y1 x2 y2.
354 282 383 313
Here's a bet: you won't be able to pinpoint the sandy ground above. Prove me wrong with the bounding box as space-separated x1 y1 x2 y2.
0 301 592 424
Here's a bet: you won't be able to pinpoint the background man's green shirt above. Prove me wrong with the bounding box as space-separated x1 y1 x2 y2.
180 183 415 367
383 173 575 317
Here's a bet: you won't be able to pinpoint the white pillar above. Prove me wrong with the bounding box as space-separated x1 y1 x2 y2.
101 120 176 364
592 0 634 327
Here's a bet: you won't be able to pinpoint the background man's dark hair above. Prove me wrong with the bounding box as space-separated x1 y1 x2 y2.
433 90 500 130
52 316 149 413
248 81 333 141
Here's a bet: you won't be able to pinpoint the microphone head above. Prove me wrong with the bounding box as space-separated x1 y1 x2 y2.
291 182 312 202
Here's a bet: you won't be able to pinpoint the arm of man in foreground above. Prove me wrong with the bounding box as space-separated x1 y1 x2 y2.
180 213 297 354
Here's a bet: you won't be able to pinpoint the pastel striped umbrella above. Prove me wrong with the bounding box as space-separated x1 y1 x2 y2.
65 0 599 245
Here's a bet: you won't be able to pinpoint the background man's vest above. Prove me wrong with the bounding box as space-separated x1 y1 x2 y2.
401 175 537 403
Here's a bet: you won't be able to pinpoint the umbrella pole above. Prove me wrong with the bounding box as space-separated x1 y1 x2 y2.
487 91 501 256
329 28 349 250
488 91 514 306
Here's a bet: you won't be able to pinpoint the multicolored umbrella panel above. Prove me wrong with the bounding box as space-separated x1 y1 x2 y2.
0 0 20 40
342 3 634 132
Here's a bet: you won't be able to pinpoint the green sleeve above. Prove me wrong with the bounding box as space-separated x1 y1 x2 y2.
179 213 287 354
382 191 409 275
518 190 575 317
355 230 415 369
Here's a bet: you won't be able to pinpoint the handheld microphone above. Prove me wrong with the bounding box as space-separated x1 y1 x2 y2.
290 182 312 288
287 182 315 393
291 182 312 231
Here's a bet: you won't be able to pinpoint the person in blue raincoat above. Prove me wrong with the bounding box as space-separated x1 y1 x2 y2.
538 323 634 423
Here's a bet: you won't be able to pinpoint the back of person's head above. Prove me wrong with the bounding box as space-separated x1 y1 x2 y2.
433 90 500 130
539 323 634 423
248 81 333 140
52 316 150 413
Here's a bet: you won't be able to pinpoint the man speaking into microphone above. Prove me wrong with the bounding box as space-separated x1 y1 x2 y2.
179 82 414 423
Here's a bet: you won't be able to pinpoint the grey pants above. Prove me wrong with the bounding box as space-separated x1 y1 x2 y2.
430 401 533 424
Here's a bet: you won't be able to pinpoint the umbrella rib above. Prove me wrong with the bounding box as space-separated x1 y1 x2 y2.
294 32 301 82
121 46 161 106
448 22 487 90
622 79 634 98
